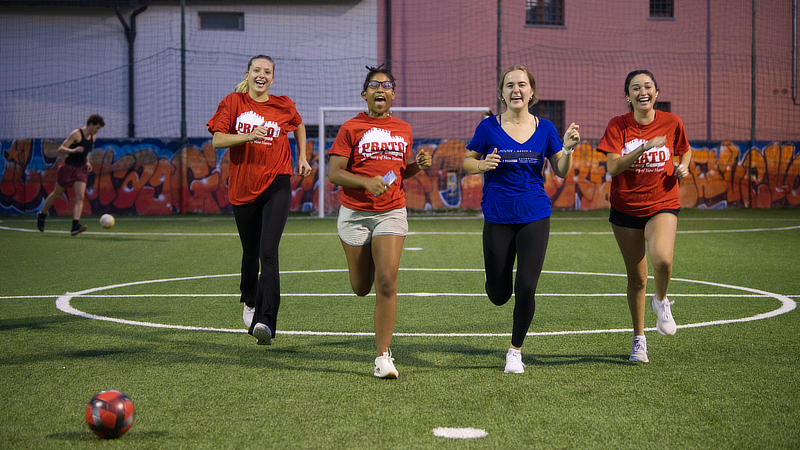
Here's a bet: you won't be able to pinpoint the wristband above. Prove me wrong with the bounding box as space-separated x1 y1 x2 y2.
562 147 574 155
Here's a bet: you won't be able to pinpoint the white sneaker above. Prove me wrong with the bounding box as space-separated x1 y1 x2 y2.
243 305 255 328
504 348 525 373
651 295 677 335
629 336 649 362
374 350 398 379
252 322 272 346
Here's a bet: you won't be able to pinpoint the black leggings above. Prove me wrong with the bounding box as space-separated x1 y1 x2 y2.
483 217 550 348
232 175 291 337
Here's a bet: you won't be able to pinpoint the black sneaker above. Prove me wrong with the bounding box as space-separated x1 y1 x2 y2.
37 213 46 232
70 223 88 236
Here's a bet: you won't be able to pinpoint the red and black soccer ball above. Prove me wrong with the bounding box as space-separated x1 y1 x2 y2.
85 390 135 439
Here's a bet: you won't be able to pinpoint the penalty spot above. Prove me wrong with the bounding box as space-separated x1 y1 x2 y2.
431 427 488 439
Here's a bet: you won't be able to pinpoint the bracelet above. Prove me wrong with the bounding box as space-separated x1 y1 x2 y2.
562 147 574 155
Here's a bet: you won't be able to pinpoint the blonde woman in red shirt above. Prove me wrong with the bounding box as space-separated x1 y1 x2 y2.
597 70 692 363
207 55 311 346
327 65 432 378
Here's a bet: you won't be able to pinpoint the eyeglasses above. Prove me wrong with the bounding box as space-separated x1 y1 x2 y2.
367 80 394 89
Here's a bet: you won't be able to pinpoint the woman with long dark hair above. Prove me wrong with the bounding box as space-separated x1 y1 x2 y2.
597 69 692 362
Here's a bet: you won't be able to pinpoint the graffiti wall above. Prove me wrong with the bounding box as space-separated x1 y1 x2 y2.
2 138 799 216
375 139 800 212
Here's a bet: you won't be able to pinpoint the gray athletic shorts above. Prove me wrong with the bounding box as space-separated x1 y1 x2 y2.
337 205 408 246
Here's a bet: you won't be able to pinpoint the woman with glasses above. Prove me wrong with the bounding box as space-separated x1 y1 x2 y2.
463 65 580 374
207 55 312 346
327 64 432 378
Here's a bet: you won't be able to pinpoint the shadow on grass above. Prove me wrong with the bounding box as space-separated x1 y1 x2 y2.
62 349 142 358
1 317 379 376
0 314 85 332
0 314 633 377
48 430 169 441
32 228 181 243
525 353 632 366
392 342 632 369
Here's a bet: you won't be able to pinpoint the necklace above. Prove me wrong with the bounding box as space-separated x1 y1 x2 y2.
633 111 655 135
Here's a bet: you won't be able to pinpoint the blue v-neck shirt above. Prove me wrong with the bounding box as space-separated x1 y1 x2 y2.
466 115 563 224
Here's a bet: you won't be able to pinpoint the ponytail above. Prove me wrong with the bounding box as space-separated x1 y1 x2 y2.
234 78 248 93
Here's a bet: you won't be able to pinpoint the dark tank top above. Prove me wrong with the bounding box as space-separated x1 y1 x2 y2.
64 129 93 166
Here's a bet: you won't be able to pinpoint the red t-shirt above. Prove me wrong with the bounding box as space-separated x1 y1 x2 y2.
207 92 302 205
596 111 690 216
328 113 413 212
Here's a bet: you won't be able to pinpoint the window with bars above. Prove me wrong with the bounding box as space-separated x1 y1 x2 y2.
654 101 671 113
530 100 565 137
199 12 244 30
649 0 674 18
525 0 564 26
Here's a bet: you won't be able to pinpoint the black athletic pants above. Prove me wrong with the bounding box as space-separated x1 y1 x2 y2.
482 217 550 348
232 175 291 337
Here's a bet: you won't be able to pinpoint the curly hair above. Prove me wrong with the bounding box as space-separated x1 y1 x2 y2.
362 64 396 93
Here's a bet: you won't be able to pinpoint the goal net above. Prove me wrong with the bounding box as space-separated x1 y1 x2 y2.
3 1 796 142
2 1 799 215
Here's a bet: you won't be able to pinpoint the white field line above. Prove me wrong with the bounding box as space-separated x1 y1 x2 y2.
3 293 781 299
50 271 797 337
2 222 799 236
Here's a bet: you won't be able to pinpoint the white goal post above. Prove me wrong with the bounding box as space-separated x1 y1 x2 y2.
316 106 490 218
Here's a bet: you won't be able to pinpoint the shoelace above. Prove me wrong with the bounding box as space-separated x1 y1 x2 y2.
508 351 524 367
654 298 674 318
632 339 647 353
661 299 675 320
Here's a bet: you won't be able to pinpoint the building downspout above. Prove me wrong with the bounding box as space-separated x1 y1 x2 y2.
115 4 148 138
793 0 797 104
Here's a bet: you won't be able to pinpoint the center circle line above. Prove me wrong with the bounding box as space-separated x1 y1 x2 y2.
53 270 796 336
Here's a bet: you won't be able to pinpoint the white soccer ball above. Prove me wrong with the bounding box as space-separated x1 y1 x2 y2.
99 214 115 229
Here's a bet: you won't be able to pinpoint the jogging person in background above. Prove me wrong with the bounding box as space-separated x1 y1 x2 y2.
463 65 580 374
327 64 432 379
596 69 692 363
37 114 104 235
207 54 312 346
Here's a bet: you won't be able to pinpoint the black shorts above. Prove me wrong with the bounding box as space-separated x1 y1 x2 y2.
609 207 680 229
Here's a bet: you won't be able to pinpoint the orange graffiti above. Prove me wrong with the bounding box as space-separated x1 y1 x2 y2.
2 139 798 215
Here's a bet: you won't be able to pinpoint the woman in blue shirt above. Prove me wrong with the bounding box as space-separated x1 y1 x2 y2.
463 65 580 374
